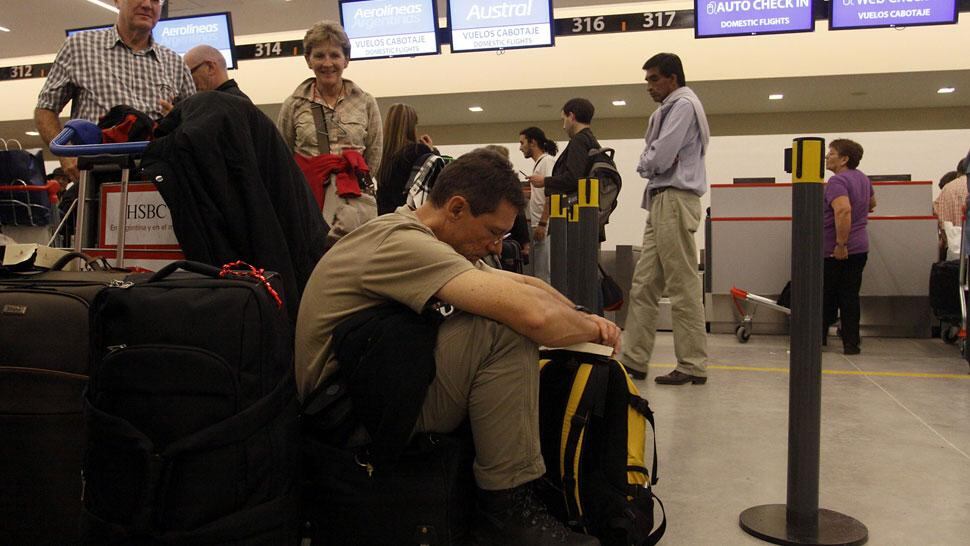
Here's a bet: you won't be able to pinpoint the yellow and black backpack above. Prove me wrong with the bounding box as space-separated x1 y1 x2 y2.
538 350 666 546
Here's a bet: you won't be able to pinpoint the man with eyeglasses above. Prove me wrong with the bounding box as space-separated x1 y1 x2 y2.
35 0 195 180
297 149 615 545
183 44 249 100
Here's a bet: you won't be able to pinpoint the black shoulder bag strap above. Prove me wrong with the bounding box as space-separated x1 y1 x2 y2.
310 102 331 155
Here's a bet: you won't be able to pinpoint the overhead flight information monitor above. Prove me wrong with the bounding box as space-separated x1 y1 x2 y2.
340 0 440 59
830 0 957 30
67 12 237 69
448 0 555 53
694 0 815 38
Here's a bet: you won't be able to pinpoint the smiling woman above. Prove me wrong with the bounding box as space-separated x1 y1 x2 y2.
276 20 384 243
276 20 383 176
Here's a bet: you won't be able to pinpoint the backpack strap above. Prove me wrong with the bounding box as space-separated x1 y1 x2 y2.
560 361 610 529
310 102 331 155
629 393 659 485
646 494 667 545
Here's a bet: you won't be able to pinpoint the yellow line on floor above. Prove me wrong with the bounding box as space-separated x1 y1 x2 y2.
652 363 970 380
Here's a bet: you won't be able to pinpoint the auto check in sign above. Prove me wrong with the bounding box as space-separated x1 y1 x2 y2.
450 0 553 51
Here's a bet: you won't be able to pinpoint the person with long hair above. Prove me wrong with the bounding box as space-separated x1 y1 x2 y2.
518 127 558 282
376 103 435 215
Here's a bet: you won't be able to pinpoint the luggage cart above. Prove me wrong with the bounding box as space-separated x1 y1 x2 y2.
49 124 149 268
730 286 791 343
0 180 60 227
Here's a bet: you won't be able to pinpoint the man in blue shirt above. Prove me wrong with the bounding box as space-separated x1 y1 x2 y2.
621 52 711 385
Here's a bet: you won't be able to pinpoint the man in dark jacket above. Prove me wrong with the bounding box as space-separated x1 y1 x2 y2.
526 98 602 196
142 92 327 319
183 45 250 100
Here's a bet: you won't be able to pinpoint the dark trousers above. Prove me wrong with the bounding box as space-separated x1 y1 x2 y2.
823 252 868 349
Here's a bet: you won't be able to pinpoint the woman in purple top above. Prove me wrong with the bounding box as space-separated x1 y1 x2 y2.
823 139 877 355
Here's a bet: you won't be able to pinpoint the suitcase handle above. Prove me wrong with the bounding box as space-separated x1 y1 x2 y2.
49 251 100 271
148 261 222 282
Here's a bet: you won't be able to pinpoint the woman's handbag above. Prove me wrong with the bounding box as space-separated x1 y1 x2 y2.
311 103 377 247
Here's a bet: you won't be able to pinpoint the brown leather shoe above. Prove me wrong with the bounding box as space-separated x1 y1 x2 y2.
626 368 647 380
654 370 707 385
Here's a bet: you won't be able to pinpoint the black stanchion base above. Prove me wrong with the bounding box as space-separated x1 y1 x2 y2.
739 505 868 546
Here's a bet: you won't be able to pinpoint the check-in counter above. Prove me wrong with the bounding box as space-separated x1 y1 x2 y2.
707 181 936 337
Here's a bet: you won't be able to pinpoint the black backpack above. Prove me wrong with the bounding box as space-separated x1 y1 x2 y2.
82 261 301 545
404 153 453 210
586 147 622 232
538 350 666 546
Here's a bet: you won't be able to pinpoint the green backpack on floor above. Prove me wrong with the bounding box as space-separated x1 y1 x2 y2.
538 350 666 546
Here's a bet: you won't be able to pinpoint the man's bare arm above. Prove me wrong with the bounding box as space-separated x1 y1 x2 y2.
34 108 79 180
435 268 620 352
489 266 573 306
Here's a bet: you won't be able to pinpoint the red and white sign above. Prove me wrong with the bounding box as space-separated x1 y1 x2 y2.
99 182 180 249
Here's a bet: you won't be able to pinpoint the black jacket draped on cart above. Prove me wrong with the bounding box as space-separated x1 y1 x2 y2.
142 91 328 319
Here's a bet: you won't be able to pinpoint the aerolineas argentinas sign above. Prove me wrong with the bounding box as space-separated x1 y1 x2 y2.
448 0 555 52
340 0 440 60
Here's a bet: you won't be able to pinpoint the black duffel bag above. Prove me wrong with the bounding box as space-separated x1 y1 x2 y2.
82 261 301 545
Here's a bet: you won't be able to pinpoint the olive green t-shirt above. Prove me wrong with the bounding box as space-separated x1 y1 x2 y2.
294 207 477 398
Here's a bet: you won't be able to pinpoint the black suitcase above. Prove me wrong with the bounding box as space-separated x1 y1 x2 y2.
82 261 301 545
929 260 961 322
303 431 475 546
0 254 129 545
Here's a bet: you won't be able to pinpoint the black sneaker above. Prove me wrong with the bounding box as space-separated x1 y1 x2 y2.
472 482 600 545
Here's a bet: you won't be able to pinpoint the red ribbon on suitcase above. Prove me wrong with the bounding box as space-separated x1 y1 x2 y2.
219 260 283 309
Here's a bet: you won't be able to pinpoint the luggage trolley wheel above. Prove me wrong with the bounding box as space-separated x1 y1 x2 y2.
736 323 752 343
941 323 960 345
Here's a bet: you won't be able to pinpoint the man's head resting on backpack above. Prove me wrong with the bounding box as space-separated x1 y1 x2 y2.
416 149 526 263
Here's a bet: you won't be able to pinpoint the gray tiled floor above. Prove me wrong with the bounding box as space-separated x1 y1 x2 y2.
635 333 970 546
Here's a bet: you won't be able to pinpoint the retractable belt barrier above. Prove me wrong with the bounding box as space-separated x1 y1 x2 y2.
739 138 868 546
549 178 603 314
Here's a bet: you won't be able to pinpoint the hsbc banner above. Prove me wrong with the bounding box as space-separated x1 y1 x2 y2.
99 183 179 249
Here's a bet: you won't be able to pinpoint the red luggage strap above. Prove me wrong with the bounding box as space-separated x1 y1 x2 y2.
219 260 283 309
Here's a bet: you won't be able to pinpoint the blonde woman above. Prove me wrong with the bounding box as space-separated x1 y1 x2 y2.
375 103 435 215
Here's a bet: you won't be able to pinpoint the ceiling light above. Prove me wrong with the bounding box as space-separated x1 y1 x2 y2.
768 94 784 100
468 106 483 112
25 131 39 136
938 87 956 94
0 26 10 32
84 0 120 14
612 100 627 106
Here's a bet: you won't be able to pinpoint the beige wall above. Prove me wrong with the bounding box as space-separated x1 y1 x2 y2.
421 107 970 144
0 4 967 122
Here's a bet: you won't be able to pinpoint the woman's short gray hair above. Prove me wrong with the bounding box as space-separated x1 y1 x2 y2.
303 20 351 59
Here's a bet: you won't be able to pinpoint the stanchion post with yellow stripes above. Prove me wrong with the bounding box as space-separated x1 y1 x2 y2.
565 198 581 303
576 178 602 313
740 137 868 546
549 193 569 295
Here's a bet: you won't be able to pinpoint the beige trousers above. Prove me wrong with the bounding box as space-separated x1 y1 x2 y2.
620 188 708 377
413 313 545 490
